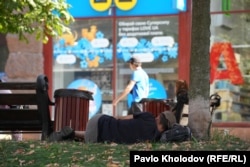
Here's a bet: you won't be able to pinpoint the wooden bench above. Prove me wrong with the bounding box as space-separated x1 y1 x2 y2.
0 74 54 140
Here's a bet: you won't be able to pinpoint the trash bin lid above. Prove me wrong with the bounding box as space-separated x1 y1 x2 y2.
54 89 94 100
140 98 167 103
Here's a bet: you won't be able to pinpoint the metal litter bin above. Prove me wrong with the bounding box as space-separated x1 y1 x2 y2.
140 98 171 117
53 89 93 131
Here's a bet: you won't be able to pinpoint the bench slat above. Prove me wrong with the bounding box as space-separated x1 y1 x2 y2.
0 82 36 90
0 123 42 131
0 94 37 105
0 121 41 125
0 110 42 131
0 109 40 120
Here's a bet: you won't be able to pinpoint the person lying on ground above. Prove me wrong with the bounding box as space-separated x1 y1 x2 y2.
48 110 176 144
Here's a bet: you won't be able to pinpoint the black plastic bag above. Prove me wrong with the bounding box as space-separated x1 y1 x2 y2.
160 123 192 142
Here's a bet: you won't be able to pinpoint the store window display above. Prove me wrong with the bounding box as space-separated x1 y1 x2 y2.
210 13 250 122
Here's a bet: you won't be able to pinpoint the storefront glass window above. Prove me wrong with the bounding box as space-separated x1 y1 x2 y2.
210 13 250 122
52 15 179 118
115 16 179 115
211 0 250 12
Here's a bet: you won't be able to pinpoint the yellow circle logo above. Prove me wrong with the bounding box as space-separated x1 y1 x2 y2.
90 0 112 12
114 0 137 11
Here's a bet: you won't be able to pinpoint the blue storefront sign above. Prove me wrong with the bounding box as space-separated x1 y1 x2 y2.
66 0 187 18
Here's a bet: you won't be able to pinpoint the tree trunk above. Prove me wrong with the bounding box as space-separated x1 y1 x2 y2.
188 0 211 140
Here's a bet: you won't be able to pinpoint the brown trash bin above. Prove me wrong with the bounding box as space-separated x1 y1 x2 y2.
140 98 172 117
53 89 93 132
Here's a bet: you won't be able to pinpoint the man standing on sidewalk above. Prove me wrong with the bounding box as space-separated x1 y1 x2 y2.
112 56 149 114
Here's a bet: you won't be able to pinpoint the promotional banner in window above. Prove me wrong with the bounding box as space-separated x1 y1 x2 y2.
116 17 178 64
53 19 113 69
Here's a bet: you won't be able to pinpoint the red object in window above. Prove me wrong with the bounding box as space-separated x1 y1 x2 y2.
210 42 244 85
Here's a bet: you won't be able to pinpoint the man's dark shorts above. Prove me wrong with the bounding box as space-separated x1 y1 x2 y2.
128 102 143 114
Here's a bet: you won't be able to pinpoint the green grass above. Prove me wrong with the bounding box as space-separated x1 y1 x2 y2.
0 131 249 167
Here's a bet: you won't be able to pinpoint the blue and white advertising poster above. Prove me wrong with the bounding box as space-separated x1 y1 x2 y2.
127 78 167 107
67 79 102 119
116 17 178 64
53 17 178 68
53 19 113 69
